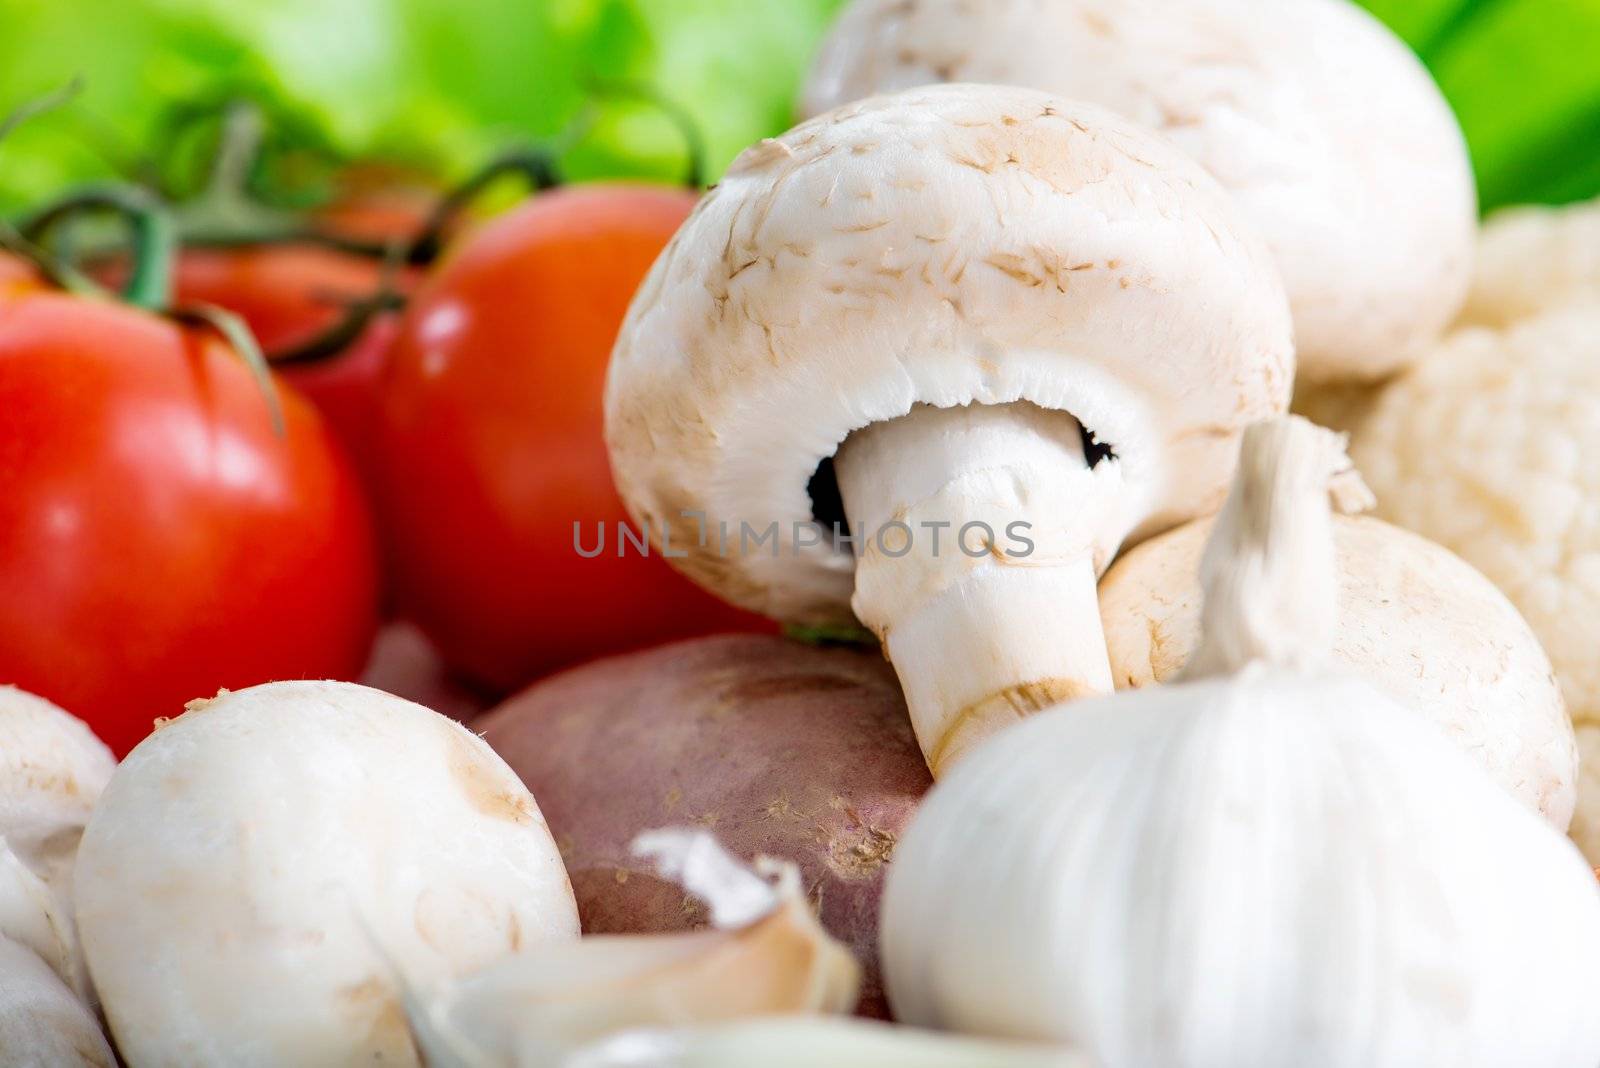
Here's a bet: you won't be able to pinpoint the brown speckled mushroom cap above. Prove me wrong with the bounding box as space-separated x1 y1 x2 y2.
803 0 1477 384
605 84 1293 626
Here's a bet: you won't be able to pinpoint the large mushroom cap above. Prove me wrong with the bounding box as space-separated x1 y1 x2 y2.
607 84 1292 625
802 0 1476 384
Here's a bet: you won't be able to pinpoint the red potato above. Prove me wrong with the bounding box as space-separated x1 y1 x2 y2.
358 621 494 724
479 633 930 1019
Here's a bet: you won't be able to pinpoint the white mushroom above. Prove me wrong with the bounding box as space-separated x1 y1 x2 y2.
74 681 579 1067
0 685 114 998
802 0 1477 384
1099 513 1577 828
0 685 114 897
0 937 115 1068
607 84 1293 775
0 687 116 1063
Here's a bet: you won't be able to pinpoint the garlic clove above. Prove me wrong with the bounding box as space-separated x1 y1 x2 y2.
0 936 115 1067
564 1018 1091 1068
405 830 861 1068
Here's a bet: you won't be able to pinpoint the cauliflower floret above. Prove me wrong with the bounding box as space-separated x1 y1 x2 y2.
1100 513 1576 829
1352 307 1600 730
1458 196 1600 329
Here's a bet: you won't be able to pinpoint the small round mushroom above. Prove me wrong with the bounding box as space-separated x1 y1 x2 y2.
74 680 579 1067
0 685 114 893
0 937 115 1068
1099 513 1576 828
0 686 114 999
802 0 1477 384
606 84 1293 775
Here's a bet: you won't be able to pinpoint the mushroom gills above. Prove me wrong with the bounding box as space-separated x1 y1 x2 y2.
834 401 1114 775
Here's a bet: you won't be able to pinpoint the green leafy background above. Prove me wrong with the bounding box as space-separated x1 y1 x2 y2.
0 0 1595 214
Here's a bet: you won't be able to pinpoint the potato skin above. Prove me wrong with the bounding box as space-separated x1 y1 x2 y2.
479 634 929 1018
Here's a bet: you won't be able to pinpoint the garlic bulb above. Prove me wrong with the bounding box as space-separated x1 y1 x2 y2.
406 829 861 1068
563 1019 1087 1068
75 681 579 1067
881 417 1600 1067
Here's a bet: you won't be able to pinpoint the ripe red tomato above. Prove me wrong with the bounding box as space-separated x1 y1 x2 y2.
0 252 41 295
373 184 771 690
313 165 437 247
124 244 417 485
169 243 390 353
0 291 379 755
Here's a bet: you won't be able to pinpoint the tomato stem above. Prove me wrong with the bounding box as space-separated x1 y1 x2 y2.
171 302 286 436
171 103 389 255
406 150 561 264
782 622 878 648
20 183 176 310
271 244 409 366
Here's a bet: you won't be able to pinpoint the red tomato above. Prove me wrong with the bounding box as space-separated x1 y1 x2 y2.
170 244 389 353
314 166 437 247
373 184 771 690
0 252 41 295
0 291 379 755
127 245 418 485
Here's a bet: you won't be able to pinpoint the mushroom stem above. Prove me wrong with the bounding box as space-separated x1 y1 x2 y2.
834 401 1113 775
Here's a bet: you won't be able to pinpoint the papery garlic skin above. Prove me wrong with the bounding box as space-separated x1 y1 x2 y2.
0 936 115 1067
565 1019 1089 1068
1100 514 1576 828
407 830 860 1068
75 681 579 1068
882 669 1600 1066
